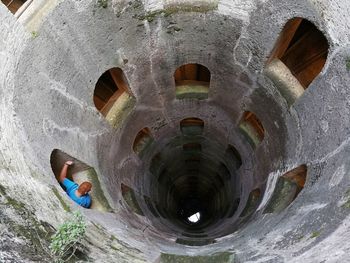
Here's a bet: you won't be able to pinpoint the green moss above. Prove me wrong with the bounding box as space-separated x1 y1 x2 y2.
240 190 260 217
138 10 164 22
135 2 218 22
2 191 55 261
264 177 298 213
160 252 234 263
175 238 214 246
310 231 321 238
52 187 71 212
132 0 142 9
109 234 143 257
31 31 38 38
91 221 105 232
122 186 144 216
97 0 108 8
0 184 27 211
341 189 350 208
105 93 136 128
163 3 219 16
297 235 304 241
0 183 7 195
176 84 209 100
6 196 25 210
346 58 350 71
342 199 350 208
134 136 154 158
239 123 261 148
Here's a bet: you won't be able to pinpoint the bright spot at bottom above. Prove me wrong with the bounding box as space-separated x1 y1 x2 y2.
188 212 201 223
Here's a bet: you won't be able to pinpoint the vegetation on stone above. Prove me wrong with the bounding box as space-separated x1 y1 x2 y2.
49 212 86 262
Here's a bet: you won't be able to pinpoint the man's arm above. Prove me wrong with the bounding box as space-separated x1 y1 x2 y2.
59 161 73 183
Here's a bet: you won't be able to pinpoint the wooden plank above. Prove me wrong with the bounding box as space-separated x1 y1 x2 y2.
267 18 302 64
281 22 328 88
109 68 129 93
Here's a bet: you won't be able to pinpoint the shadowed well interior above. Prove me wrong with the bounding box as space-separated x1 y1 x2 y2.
129 117 249 243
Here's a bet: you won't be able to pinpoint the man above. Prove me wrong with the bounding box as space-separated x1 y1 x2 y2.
59 160 92 208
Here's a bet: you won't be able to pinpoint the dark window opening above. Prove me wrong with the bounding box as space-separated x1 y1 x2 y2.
150 153 164 176
133 128 154 156
264 165 307 213
2 0 27 14
183 143 202 152
121 183 144 216
268 18 329 89
180 117 204 135
144 196 160 218
282 164 307 196
157 169 169 185
218 163 231 180
239 111 265 147
225 145 242 169
93 68 134 120
174 64 210 99
240 188 261 217
228 198 240 218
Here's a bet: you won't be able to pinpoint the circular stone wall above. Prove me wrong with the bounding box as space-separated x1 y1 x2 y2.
1 0 350 262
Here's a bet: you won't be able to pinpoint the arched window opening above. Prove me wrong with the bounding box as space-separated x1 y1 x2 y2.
225 145 242 169
174 63 210 100
50 149 111 212
144 196 160 217
264 165 307 213
133 128 154 157
121 184 144 216
180 117 204 136
265 18 329 105
150 153 164 176
240 188 261 217
228 198 240 218
1 0 27 14
218 163 231 180
93 67 135 127
239 111 265 148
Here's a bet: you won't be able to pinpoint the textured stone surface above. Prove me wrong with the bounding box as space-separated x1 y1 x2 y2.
0 0 350 262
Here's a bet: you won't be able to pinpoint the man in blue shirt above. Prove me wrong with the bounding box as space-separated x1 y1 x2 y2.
59 161 92 208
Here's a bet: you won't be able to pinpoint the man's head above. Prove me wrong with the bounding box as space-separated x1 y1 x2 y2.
78 182 92 195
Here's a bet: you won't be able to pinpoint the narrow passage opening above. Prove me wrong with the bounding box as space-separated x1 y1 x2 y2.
1 0 27 14
239 111 265 148
174 64 210 99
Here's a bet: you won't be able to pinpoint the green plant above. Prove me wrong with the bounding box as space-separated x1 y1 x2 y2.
49 212 86 262
310 231 321 238
346 59 350 71
31 31 38 38
97 0 108 8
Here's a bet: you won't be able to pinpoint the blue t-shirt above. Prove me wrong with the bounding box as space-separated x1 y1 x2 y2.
62 178 91 208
